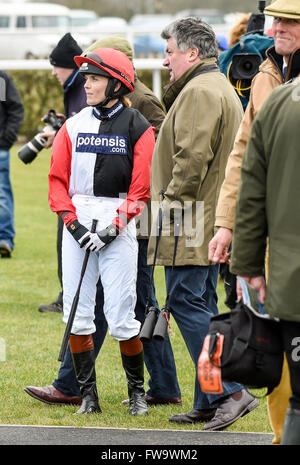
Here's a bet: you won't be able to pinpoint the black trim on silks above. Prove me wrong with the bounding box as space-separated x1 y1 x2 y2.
93 101 125 121
93 107 151 198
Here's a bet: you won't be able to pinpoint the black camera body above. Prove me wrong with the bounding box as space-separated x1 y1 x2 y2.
18 109 64 164
229 0 266 82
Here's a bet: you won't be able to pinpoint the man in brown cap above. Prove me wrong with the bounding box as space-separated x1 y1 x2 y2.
209 0 300 444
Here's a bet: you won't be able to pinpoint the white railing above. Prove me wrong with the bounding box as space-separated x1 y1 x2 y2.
0 58 165 100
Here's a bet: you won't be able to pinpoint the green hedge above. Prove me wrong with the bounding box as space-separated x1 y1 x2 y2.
10 69 170 141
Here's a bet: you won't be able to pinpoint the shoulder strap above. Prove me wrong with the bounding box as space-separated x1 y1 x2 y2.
209 304 253 368
145 200 163 309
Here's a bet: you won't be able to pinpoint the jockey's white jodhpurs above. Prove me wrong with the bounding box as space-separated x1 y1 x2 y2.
62 194 139 341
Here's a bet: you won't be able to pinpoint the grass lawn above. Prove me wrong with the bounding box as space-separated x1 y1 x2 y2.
0 145 273 434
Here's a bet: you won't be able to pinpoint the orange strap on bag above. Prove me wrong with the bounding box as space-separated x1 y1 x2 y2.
197 333 224 394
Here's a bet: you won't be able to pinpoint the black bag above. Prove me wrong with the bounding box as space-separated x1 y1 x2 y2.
204 301 284 395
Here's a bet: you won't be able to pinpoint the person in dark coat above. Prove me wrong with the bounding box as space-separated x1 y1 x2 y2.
230 79 300 445
0 70 24 257
37 33 87 314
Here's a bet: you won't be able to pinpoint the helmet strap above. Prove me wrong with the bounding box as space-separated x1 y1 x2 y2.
94 78 128 109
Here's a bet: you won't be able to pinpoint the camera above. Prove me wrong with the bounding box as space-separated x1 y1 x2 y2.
18 109 64 164
229 1 266 82
231 53 263 81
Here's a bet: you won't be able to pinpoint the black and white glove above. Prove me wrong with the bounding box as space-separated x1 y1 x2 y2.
84 223 121 252
67 220 91 248
80 232 105 252
98 224 120 245
67 221 120 252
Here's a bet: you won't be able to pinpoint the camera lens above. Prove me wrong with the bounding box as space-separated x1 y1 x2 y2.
18 133 47 164
244 61 253 71
231 53 262 81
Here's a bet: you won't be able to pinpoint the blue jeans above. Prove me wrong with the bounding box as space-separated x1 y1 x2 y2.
54 239 181 399
0 149 15 248
165 264 243 410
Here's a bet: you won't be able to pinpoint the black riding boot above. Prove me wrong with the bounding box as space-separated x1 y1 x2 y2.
70 334 101 414
120 337 148 416
281 407 300 445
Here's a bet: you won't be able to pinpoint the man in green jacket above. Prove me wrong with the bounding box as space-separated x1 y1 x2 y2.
231 80 300 445
147 16 258 430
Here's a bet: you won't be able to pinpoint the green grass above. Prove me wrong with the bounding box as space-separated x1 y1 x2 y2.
0 145 272 433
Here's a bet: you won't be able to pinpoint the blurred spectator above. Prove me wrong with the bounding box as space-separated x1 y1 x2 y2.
216 34 228 52
228 13 251 48
0 70 24 258
38 33 87 313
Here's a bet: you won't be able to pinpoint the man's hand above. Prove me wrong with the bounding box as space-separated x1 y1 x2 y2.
208 227 233 263
39 130 56 148
236 276 266 305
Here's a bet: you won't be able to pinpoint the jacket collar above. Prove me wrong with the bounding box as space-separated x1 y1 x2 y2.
266 46 300 82
93 100 124 121
63 69 79 90
163 57 218 112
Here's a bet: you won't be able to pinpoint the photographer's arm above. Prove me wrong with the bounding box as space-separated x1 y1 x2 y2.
39 130 56 148
40 113 66 148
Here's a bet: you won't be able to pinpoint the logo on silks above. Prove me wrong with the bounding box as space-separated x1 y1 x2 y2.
76 133 128 155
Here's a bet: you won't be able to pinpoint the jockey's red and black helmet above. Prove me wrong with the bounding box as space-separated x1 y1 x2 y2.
74 47 135 93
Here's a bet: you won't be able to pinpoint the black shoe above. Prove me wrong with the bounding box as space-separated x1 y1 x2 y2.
38 302 63 313
0 241 12 258
169 408 217 424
